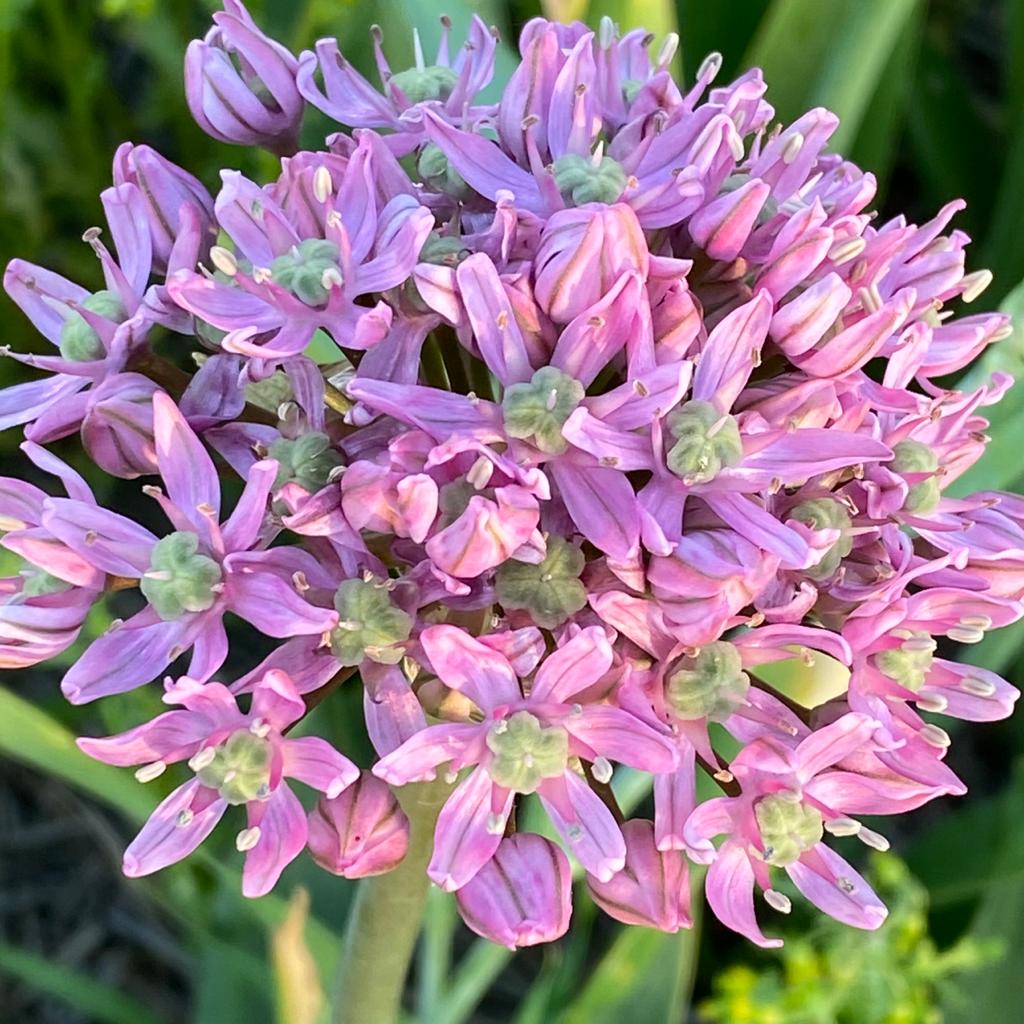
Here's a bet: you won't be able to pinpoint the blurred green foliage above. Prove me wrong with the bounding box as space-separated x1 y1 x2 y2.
2 1 1024 1022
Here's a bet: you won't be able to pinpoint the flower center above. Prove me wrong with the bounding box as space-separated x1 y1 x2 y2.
754 792 823 867
59 290 125 362
389 64 459 104
269 432 344 492
329 577 413 667
552 153 628 205
666 641 750 721
195 729 272 805
495 536 587 629
789 497 854 580
664 400 743 484
890 439 940 515
874 631 936 692
502 367 584 455
270 239 342 306
140 532 222 621
486 711 569 794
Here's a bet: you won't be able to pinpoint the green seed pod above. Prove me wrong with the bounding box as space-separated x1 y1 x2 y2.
502 367 585 454
495 537 587 629
196 729 272 805
874 631 936 692
754 793 823 867
552 153 628 205
389 64 459 104
891 439 941 515
270 239 342 306
486 712 570 794
269 432 344 492
59 290 125 362
665 641 750 721
330 578 413 667
664 400 743 484
140 532 223 621
417 143 470 198
789 497 854 580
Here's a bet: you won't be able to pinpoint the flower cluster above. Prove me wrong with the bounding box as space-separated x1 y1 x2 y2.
3 3 1022 950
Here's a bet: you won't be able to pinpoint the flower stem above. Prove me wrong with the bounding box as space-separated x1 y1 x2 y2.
332 777 451 1024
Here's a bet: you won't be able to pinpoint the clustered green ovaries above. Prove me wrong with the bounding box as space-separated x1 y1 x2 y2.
666 641 750 721
502 367 584 454
665 400 743 484
269 432 344 492
329 578 413 666
789 497 854 580
486 711 569 794
140 532 222 620
890 439 941 515
389 64 458 104
755 793 823 867
874 632 937 692
270 239 342 306
495 537 588 629
552 153 628 205
59 290 125 362
195 730 272 804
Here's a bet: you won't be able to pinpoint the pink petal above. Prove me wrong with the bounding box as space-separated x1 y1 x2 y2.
420 624 521 709
242 785 308 898
372 722 485 785
531 626 614 703
786 844 887 930
282 736 359 797
704 840 782 948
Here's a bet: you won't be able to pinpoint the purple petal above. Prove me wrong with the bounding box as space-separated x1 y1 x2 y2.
153 392 221 532
41 498 157 577
550 461 639 561
531 626 613 703
77 710 207 767
566 705 677 774
224 563 337 637
123 779 226 877
372 722 485 785
221 460 277 553
420 624 521 709
786 844 887 930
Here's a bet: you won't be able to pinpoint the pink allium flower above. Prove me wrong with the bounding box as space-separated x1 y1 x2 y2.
3 0 1024 953
79 669 358 896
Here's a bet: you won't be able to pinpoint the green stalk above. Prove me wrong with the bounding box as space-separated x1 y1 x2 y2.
332 777 451 1024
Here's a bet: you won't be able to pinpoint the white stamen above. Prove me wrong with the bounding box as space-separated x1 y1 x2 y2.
857 826 890 852
485 812 505 835
697 51 722 83
321 267 344 290
829 237 867 266
947 625 985 644
236 826 262 852
591 757 614 784
657 33 679 69
961 676 997 697
961 269 993 303
209 245 238 276
781 132 804 165
176 809 195 828
920 723 952 749
188 746 217 772
764 889 792 914
249 718 271 739
824 816 862 837
466 455 494 490
134 761 167 783
313 165 333 204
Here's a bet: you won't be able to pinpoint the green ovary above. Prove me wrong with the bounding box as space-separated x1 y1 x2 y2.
329 578 413 667
665 400 743 484
874 632 936 692
552 154 628 205
495 537 587 629
390 65 459 104
139 532 222 621
891 440 941 515
270 239 342 306
269 432 344 492
502 367 584 454
486 712 569 794
417 144 469 198
196 730 272 805
790 497 854 580
755 793 823 867
59 290 125 362
666 641 750 722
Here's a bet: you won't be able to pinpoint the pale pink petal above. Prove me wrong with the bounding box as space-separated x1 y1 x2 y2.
242 785 308 898
786 844 887 930
420 625 521 709
704 840 782 948
531 626 614 703
282 736 359 797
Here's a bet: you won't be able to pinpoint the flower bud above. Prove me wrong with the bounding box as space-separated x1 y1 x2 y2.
534 204 649 323
185 0 304 153
81 374 160 479
113 143 215 273
689 177 770 262
587 820 692 932
307 772 409 878
329 578 412 666
455 833 572 948
495 536 587 628
666 640 749 721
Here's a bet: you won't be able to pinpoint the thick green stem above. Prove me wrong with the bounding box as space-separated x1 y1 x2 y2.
332 777 452 1024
